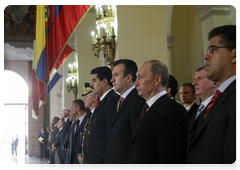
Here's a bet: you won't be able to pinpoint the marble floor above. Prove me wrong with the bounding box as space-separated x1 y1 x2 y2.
0 145 49 169
3 155 49 169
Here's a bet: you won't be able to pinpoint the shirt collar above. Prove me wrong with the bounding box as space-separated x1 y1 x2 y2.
185 101 195 112
78 112 86 124
146 90 167 109
100 89 113 101
201 94 214 110
121 85 135 101
218 75 236 93
64 117 69 122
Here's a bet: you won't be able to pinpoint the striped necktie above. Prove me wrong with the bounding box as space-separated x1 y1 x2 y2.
203 90 221 119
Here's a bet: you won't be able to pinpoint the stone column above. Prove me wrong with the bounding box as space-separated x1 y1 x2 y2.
195 5 235 52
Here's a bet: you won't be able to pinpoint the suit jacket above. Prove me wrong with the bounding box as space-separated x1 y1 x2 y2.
15 138 19 146
188 102 199 122
50 126 59 149
67 114 89 164
53 130 64 164
65 122 74 164
188 80 236 164
82 110 93 164
129 94 188 164
61 118 72 163
39 132 45 143
105 88 145 164
88 89 120 164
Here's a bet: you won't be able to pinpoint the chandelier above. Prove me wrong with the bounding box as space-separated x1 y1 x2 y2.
91 5 116 69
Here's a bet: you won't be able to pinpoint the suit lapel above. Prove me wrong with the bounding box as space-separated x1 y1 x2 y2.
132 94 168 141
93 90 113 115
191 80 236 145
75 115 88 136
110 88 137 128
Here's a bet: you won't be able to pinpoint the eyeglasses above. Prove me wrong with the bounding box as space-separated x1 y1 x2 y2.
206 45 235 54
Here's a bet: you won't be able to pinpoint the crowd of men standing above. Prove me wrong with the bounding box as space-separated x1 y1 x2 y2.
38 25 236 164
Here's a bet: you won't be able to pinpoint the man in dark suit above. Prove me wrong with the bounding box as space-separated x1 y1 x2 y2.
188 25 236 164
52 118 65 164
129 60 188 164
14 135 18 156
188 66 217 148
88 67 120 164
59 108 71 163
180 83 199 121
49 116 60 164
66 99 88 164
80 83 99 164
38 128 45 158
104 59 145 163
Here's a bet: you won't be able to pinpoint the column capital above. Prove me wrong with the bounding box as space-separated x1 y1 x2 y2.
195 5 231 22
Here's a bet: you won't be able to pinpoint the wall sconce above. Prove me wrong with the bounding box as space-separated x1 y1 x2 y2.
91 5 116 69
66 60 78 99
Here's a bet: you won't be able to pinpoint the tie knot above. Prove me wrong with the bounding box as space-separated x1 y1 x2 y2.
215 90 221 97
198 103 204 111
143 103 149 111
76 119 80 124
119 97 124 103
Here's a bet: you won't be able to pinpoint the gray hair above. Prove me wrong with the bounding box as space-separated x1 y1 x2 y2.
64 108 70 115
90 92 100 100
144 60 169 88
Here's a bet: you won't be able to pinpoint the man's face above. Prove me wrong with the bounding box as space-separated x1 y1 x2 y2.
83 93 95 108
61 109 68 118
204 35 235 83
70 102 78 116
111 64 128 95
193 69 214 99
52 117 58 125
135 62 156 101
179 86 196 105
57 119 64 129
90 74 104 96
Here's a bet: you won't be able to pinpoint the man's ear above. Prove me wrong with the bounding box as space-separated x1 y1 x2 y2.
126 74 132 83
231 49 236 64
155 75 162 85
166 87 171 94
212 81 218 88
102 78 107 87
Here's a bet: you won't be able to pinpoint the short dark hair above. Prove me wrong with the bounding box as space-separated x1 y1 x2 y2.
113 59 138 82
167 75 178 98
196 66 205 72
181 83 195 94
144 60 169 88
208 25 236 51
91 66 113 87
73 99 85 112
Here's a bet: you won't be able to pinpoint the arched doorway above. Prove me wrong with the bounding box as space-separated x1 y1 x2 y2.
3 70 28 164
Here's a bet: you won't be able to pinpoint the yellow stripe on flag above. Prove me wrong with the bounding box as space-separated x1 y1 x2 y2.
35 5 46 72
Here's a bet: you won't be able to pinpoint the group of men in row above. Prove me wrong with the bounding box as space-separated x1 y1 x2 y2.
46 25 235 164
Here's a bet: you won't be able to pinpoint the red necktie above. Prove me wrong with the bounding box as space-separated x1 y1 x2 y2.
97 100 100 106
140 103 149 120
203 90 221 119
116 97 124 112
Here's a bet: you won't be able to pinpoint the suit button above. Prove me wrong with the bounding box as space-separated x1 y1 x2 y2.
109 145 111 147
109 133 112 135
132 144 134 147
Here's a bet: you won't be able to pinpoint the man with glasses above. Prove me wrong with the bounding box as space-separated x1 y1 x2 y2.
187 25 236 164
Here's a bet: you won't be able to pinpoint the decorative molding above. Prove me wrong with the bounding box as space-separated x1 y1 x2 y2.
195 5 231 22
